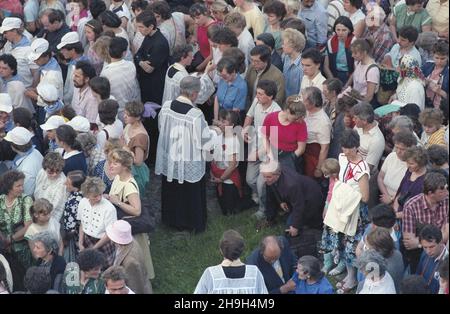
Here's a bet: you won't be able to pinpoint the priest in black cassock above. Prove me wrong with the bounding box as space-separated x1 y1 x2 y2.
134 10 170 162
155 76 220 233
134 10 169 104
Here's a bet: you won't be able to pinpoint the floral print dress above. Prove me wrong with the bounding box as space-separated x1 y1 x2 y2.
0 195 34 271
62 191 83 262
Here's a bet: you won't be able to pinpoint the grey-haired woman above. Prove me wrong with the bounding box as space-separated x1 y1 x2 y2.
291 256 334 294
357 250 396 294
31 231 67 291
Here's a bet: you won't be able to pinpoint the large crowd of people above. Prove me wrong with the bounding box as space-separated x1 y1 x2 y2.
0 0 448 294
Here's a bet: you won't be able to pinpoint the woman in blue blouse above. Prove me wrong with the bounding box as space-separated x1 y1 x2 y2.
213 57 247 122
291 255 334 294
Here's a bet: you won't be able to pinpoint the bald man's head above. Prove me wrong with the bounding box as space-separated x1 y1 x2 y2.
261 236 282 264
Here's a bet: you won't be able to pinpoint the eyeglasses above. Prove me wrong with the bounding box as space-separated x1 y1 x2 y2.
46 169 60 174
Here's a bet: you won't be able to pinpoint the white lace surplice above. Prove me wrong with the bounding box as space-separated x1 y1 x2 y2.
155 97 217 183
194 265 268 294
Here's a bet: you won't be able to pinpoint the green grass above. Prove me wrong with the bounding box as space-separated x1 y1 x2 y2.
150 209 285 294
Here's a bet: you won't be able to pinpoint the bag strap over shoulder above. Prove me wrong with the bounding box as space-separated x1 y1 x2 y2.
119 179 139 203
365 63 379 81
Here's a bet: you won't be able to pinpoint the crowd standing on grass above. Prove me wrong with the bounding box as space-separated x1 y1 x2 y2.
0 0 448 295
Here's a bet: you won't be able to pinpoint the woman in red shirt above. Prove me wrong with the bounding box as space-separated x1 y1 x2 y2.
261 95 308 172
189 3 217 72
0 0 22 16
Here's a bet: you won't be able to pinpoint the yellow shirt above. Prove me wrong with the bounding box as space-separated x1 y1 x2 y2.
235 5 266 39
426 0 449 34
109 175 140 203
426 127 447 148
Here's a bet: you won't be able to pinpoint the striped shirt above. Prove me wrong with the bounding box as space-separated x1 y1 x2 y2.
327 0 345 33
402 193 449 235
421 127 447 148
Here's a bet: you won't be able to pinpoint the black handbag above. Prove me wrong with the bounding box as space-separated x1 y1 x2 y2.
397 192 411 208
114 181 153 235
116 205 153 235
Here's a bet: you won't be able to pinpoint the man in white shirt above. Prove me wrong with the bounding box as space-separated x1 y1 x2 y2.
100 37 140 120
302 86 331 178
0 17 37 88
300 48 326 93
242 80 281 219
4 126 43 196
352 102 385 208
103 266 136 294
224 12 255 66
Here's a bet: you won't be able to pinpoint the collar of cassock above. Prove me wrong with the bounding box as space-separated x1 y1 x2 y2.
176 95 194 106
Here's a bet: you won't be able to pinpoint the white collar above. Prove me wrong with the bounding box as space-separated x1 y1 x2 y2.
63 150 82 159
435 246 449 263
172 62 187 73
259 101 279 113
176 95 194 106
221 258 244 267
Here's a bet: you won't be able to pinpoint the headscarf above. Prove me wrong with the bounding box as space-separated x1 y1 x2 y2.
365 4 386 28
399 54 425 83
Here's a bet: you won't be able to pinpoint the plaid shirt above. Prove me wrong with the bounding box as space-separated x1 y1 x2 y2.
364 25 395 64
402 193 449 235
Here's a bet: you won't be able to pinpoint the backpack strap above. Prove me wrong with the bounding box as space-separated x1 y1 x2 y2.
103 129 109 140
365 63 379 81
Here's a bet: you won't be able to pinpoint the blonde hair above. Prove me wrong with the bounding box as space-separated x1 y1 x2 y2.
93 35 112 64
103 138 123 156
81 176 106 197
282 0 300 15
321 158 340 177
285 95 306 118
224 12 247 30
211 0 231 13
30 198 53 223
419 108 444 128
282 28 305 52
108 148 134 171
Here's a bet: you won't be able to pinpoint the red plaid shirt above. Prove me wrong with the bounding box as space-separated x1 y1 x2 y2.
402 193 449 235
363 25 396 64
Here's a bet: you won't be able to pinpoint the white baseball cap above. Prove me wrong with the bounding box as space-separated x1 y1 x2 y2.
0 93 13 113
0 17 22 34
37 83 59 104
40 115 66 131
57 32 80 50
4 127 33 145
29 38 50 62
67 116 91 133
